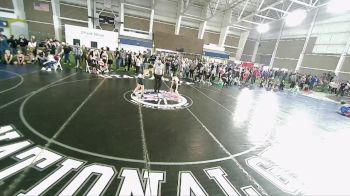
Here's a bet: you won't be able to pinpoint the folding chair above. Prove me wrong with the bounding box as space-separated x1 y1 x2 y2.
54 56 63 71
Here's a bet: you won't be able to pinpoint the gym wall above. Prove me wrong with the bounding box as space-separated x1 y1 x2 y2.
254 39 276 65
60 4 87 21
203 32 220 45
342 57 350 73
153 21 175 34
273 38 305 70
154 31 204 54
179 26 199 39
0 0 13 9
225 35 240 47
124 16 149 32
301 54 340 70
241 39 256 62
298 7 350 78
248 6 350 80
24 0 55 39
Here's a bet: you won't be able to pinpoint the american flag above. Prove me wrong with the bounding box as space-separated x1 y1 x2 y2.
33 2 50 12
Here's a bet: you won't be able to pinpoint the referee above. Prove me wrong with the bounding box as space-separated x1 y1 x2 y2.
153 59 166 93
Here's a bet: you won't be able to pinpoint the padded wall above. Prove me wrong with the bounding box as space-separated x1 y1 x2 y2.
225 47 237 58
273 58 298 70
179 27 198 39
341 56 350 72
0 0 13 9
255 55 272 65
298 67 334 75
60 4 87 21
257 40 276 55
24 0 54 39
275 39 305 59
124 16 149 32
301 54 340 70
154 31 204 54
338 73 350 80
203 32 219 44
225 35 239 46
153 21 175 34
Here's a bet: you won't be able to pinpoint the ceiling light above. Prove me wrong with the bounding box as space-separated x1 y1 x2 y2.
257 23 269 33
328 0 350 13
285 9 307 27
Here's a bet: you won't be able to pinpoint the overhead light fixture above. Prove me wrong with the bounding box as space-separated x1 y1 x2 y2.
257 23 269 33
285 9 307 27
328 0 350 13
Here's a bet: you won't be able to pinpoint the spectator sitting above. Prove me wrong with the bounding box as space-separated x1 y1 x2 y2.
98 58 108 74
279 80 285 91
42 53 56 71
4 50 13 64
14 50 26 65
329 81 339 94
36 50 46 67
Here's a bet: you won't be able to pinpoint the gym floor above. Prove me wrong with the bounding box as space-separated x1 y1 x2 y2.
0 64 350 196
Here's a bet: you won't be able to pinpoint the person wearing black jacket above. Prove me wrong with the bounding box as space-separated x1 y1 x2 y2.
337 82 348 97
63 43 72 64
126 51 132 71
8 35 17 55
18 35 28 55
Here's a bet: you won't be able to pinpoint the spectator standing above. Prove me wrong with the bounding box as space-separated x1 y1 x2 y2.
106 47 113 71
18 35 28 55
63 43 72 64
120 48 126 68
115 48 121 71
338 82 347 97
125 51 132 71
27 35 37 63
73 43 83 69
0 32 8 61
81 45 88 66
135 55 142 74
100 47 108 68
8 35 17 55
142 51 148 71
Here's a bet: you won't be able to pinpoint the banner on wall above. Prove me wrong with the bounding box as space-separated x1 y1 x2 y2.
33 2 50 12
118 36 153 53
203 50 229 59
64 24 118 50
8 18 28 38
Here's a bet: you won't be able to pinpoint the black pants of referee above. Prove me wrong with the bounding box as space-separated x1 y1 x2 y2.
154 74 162 93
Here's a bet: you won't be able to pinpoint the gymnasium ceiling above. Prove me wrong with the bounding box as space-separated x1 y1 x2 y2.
59 0 329 33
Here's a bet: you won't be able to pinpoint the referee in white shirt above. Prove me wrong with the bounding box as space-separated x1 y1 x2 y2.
153 59 166 93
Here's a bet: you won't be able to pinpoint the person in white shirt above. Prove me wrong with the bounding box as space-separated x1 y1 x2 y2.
135 56 142 74
73 43 83 69
42 54 56 71
153 58 165 93
28 35 37 63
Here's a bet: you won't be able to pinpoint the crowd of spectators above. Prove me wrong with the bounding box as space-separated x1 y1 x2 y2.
157 55 350 97
0 32 349 97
